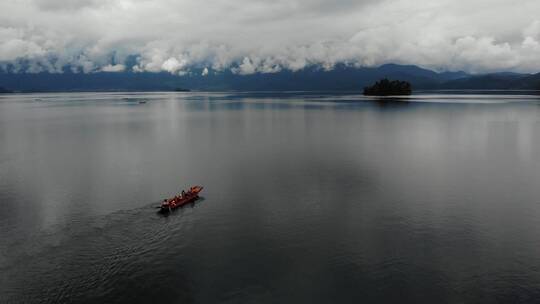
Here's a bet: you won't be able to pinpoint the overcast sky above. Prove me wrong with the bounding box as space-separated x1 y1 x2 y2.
1 0 540 74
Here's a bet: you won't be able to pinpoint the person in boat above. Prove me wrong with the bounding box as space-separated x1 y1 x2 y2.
181 190 186 197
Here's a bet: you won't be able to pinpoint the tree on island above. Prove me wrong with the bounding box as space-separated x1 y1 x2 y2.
363 79 412 96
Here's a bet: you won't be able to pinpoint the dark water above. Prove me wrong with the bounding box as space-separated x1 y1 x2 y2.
2 92 540 303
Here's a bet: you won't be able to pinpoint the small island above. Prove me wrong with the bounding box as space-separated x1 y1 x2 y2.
363 79 412 96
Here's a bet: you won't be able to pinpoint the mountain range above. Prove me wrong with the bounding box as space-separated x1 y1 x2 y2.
0 64 539 92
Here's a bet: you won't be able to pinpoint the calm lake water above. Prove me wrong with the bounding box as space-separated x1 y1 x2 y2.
2 92 540 303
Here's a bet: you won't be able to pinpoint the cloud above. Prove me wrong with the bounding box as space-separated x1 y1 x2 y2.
1 0 540 74
160 57 188 74
33 0 106 11
101 64 125 72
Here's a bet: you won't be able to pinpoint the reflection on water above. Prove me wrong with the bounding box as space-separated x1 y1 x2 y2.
1 92 540 303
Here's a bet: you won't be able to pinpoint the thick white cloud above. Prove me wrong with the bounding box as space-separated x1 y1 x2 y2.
100 64 126 72
1 0 540 74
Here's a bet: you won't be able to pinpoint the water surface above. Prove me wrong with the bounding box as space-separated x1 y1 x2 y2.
1 92 540 303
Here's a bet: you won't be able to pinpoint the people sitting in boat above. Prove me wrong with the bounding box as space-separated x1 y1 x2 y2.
181 190 186 197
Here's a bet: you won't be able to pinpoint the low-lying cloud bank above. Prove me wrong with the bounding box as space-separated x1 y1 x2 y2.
2 0 540 74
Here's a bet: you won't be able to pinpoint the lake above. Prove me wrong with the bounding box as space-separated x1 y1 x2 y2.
1 92 540 303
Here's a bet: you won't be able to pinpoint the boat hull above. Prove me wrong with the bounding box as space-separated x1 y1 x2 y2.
159 196 199 213
159 186 203 213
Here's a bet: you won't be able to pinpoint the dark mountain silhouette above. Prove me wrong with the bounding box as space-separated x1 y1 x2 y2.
437 72 540 91
0 64 537 92
376 64 467 82
0 64 467 92
439 73 529 90
520 73 540 90
0 86 12 93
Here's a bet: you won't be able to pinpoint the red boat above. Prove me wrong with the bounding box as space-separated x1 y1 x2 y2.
160 186 203 213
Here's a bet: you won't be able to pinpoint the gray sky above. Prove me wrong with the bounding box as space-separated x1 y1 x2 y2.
1 0 540 74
